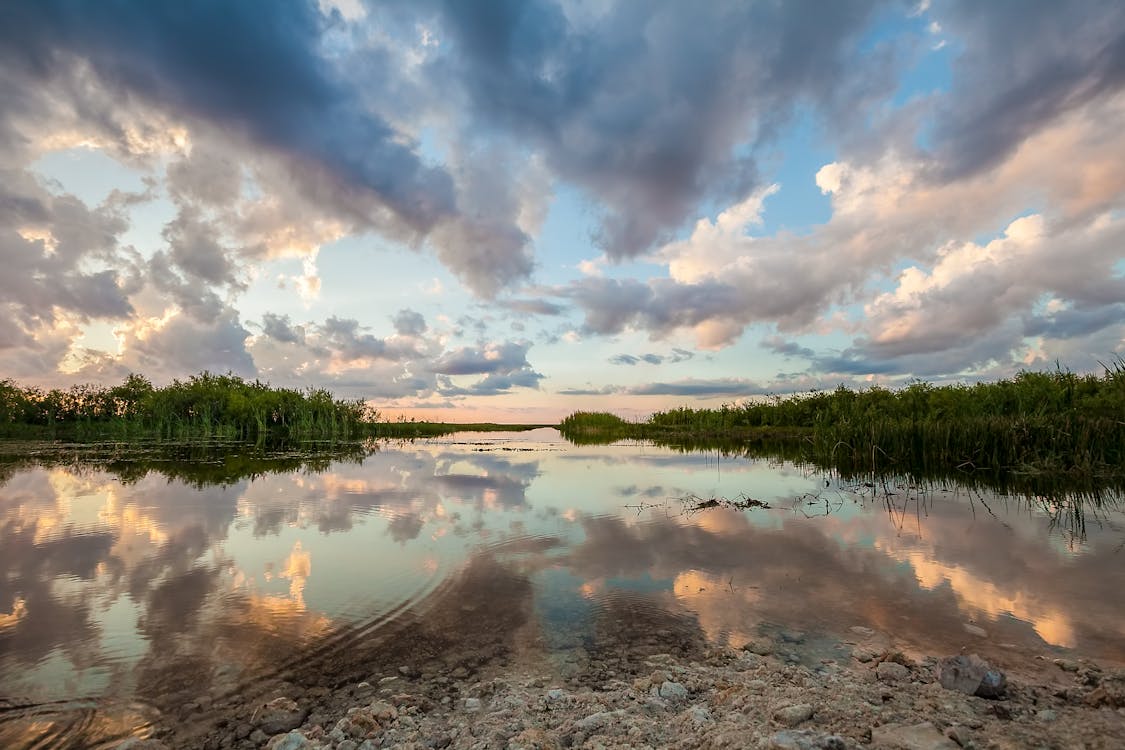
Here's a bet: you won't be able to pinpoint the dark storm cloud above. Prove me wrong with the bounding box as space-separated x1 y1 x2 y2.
428 0 884 258
0 0 456 234
931 0 1125 180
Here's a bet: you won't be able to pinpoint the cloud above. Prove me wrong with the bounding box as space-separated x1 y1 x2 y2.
608 349 694 366
496 298 567 316
392 309 428 337
929 1 1125 180
427 0 887 258
259 313 306 345
431 341 533 375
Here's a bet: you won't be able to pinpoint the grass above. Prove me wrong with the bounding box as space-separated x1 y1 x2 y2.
559 363 1125 481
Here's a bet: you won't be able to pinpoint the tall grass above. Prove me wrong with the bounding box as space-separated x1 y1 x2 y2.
0 372 374 441
559 363 1125 478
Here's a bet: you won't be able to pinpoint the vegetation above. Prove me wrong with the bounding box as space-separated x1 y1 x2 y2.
559 364 1125 480
0 372 373 440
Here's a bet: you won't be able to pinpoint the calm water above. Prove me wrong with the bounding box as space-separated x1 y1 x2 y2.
2 429 1123 745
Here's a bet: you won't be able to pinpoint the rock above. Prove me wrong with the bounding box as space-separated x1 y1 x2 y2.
767 730 849 750
254 697 308 735
265 731 310 750
688 705 713 726
338 741 359 750
659 681 689 700
1036 709 1057 722
850 626 876 638
398 665 420 678
781 630 807 644
853 647 878 663
508 727 562 750
464 697 482 712
545 688 569 702
744 638 775 656
1053 658 1080 673
877 662 911 684
773 703 815 727
870 722 958 749
934 655 1006 698
115 741 170 750
962 623 988 638
367 700 397 722
575 710 622 731
249 729 268 745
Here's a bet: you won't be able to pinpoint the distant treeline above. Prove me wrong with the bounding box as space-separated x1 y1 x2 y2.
0 372 373 440
559 365 1125 477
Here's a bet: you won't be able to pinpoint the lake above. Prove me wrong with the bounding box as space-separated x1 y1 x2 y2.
1 428 1123 747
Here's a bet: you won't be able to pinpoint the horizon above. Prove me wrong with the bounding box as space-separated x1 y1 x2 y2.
2 1 1124 424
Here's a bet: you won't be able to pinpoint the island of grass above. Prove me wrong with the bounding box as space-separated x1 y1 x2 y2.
559 363 1125 483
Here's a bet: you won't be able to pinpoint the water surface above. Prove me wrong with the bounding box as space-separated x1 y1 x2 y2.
1 429 1123 746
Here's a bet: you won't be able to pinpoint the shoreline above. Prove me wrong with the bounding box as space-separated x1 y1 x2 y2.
130 620 1125 750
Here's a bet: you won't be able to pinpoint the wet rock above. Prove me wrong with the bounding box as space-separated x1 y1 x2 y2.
962 623 988 639
773 703 815 727
744 638 775 656
254 697 308 735
264 731 310 750
870 722 958 749
767 729 849 749
877 662 911 684
659 681 690 700
934 655 1007 699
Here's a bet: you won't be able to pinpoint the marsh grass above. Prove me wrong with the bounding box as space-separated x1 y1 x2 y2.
559 364 1125 483
0 372 372 441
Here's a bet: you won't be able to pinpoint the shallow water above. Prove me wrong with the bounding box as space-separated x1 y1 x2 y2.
1 429 1123 746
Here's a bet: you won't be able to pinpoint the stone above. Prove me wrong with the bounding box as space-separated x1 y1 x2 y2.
265 731 310 750
115 741 171 750
1036 709 1057 722
464 697 482 712
781 630 807 644
773 703 815 727
688 705 713 726
767 730 849 750
338 741 359 750
508 727 562 750
877 662 911 684
934 655 1006 698
744 638 775 656
575 710 622 731
249 729 268 745
254 697 307 736
659 681 689 700
962 623 988 638
870 722 958 749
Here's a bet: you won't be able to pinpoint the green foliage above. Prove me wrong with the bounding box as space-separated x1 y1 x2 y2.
0 372 370 440
559 363 1125 478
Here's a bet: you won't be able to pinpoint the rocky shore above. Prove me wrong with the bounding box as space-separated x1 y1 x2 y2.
120 623 1125 750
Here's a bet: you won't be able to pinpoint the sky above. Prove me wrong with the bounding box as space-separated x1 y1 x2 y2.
1 0 1124 422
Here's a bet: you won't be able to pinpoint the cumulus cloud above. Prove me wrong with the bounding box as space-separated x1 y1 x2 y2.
426 0 889 258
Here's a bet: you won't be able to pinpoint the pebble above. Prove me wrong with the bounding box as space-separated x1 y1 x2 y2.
463 697 482 712
877 662 911 684
767 729 849 749
264 730 310 750
659 681 689 700
773 703 815 727
870 721 958 749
